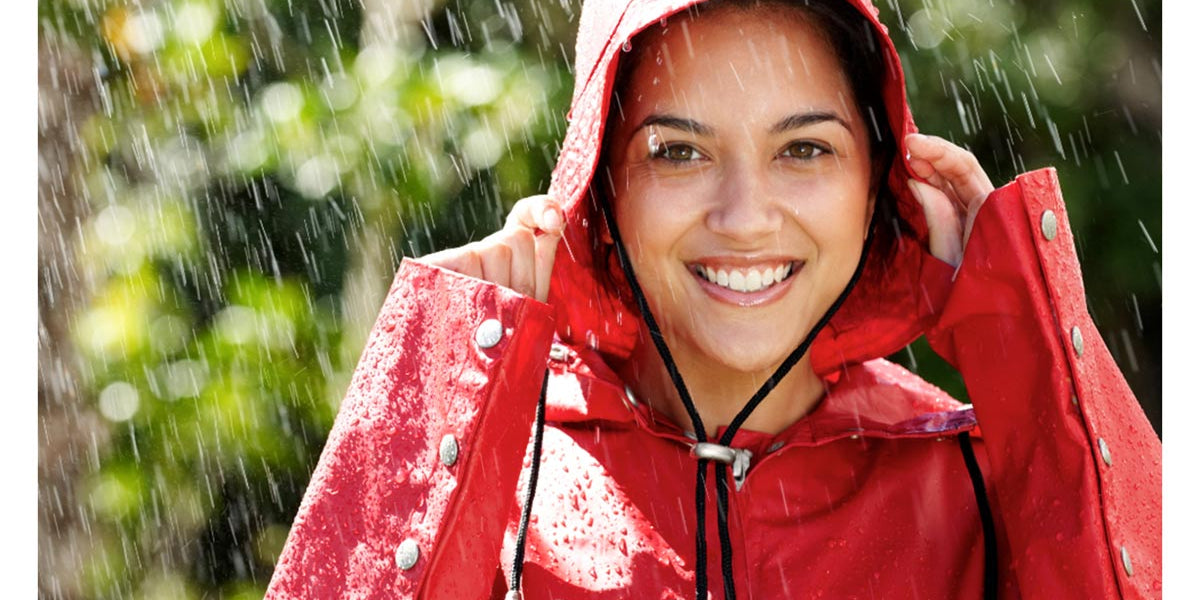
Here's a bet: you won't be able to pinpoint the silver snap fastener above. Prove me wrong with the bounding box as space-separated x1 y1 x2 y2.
549 343 569 362
624 384 640 407
439 434 459 467
1099 437 1113 466
1071 326 1084 357
474 319 503 349
767 441 784 453
395 538 419 570
1121 546 1133 576
1040 210 1058 241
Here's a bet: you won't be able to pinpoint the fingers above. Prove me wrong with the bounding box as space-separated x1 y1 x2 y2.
506 194 565 302
506 194 566 235
418 245 483 279
908 178 964 268
488 228 536 298
476 238 513 291
415 194 564 303
533 229 560 302
905 133 994 210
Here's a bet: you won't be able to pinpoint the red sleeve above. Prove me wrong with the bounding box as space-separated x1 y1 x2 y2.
266 258 556 599
927 168 1162 598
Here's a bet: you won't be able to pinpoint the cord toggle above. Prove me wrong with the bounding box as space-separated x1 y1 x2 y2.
691 442 753 491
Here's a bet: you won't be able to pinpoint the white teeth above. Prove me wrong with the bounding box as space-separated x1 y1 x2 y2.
728 270 746 292
745 270 762 292
695 263 794 293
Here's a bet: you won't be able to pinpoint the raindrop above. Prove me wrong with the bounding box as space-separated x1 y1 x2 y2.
173 2 217 45
95 205 137 247
1137 220 1159 254
295 155 340 199
123 10 166 55
99 381 141 422
259 82 304 124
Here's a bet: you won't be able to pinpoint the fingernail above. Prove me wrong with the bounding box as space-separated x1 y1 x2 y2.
541 207 563 232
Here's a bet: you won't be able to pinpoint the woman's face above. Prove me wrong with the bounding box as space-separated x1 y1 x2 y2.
607 6 876 376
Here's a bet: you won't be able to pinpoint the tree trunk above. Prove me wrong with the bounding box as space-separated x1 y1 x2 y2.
38 29 109 600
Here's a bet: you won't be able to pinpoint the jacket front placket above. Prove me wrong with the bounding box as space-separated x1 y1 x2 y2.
266 260 557 600
928 168 1161 599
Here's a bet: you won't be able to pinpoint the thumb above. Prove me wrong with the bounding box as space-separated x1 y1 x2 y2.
533 202 564 302
909 178 964 268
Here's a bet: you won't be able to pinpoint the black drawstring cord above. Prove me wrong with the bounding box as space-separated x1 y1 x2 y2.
508 370 550 599
599 191 874 599
715 466 736 599
957 432 999 600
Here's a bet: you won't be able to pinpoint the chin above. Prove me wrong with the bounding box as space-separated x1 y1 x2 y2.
697 339 800 375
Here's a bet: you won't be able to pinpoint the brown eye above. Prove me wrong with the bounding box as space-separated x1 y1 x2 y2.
781 142 829 160
652 142 702 162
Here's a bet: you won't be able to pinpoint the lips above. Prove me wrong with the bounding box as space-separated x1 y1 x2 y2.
690 262 797 293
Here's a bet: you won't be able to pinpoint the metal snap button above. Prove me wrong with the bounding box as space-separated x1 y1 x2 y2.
1071 326 1084 357
1041 209 1058 241
395 538 419 570
474 319 503 349
439 434 459 467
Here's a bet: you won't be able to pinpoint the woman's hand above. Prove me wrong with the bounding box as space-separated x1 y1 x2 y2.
904 133 995 268
416 195 565 302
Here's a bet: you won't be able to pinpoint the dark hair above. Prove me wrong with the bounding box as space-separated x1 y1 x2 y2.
590 0 904 285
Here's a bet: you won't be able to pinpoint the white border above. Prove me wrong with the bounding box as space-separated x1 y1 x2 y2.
1163 0 1195 597
4 0 38 595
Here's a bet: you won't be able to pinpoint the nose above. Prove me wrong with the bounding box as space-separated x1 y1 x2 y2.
705 164 782 243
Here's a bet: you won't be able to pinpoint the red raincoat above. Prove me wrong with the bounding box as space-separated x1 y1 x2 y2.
266 0 1162 598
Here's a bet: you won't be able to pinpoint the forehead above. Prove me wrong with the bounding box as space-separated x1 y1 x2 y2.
620 6 853 117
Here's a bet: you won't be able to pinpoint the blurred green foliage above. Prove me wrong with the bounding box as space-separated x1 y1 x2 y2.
38 0 1158 597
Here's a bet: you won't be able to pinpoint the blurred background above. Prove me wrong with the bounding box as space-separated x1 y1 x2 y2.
37 0 1160 597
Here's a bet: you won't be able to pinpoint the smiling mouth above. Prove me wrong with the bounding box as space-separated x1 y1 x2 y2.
690 262 800 293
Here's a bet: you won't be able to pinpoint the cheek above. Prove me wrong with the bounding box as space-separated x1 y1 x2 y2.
780 180 873 250
613 178 700 256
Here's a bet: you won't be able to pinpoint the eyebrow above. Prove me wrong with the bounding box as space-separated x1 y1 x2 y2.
635 114 714 137
769 111 852 134
633 111 852 137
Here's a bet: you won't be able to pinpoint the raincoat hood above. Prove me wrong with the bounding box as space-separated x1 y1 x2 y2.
547 0 946 374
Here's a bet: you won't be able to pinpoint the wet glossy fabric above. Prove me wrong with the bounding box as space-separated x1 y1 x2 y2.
266 0 1162 598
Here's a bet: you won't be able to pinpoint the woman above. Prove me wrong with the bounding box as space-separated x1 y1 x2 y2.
267 1 1161 598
